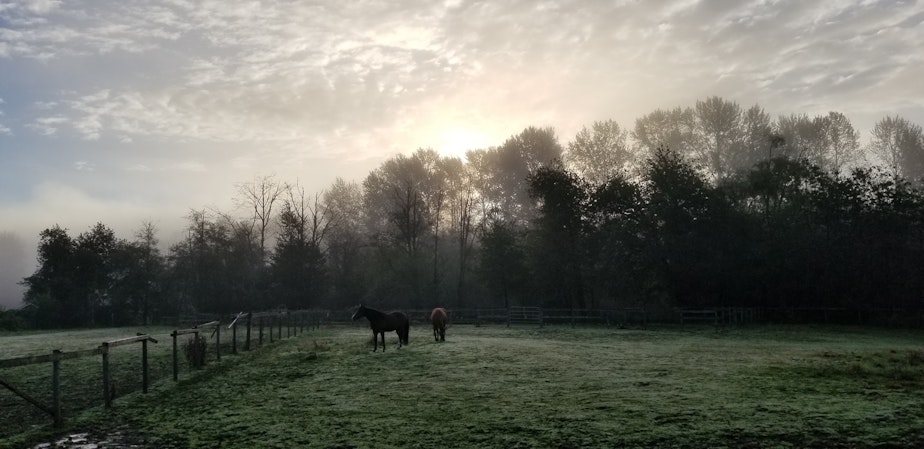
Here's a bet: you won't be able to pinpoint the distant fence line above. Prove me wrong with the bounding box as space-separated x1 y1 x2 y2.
323 306 923 328
397 307 649 328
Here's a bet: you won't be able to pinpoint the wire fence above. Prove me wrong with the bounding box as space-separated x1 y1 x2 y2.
0 309 325 439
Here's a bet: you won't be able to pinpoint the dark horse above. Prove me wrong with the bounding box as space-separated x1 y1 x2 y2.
352 304 409 352
430 307 448 342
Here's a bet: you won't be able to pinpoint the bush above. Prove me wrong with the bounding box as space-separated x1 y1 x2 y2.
182 335 208 368
0 308 29 330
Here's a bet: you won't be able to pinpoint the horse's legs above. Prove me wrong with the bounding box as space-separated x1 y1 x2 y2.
372 331 379 352
440 325 445 341
433 325 438 342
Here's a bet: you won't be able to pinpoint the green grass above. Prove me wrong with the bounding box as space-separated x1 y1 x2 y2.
5 324 924 448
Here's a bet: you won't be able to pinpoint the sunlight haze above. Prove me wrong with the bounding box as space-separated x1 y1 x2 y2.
1 0 923 308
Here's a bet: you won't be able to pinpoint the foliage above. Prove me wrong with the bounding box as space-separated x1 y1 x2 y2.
13 105 924 326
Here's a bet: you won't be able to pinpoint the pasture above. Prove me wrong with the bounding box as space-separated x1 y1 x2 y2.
5 324 924 448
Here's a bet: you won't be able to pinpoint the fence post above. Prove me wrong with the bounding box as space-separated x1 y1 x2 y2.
232 320 238 354
215 322 221 362
52 350 62 426
278 315 283 340
141 338 149 394
101 342 111 408
246 313 252 351
171 331 178 381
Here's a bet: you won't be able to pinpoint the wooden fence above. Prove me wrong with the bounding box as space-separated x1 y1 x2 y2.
0 333 157 426
0 309 324 432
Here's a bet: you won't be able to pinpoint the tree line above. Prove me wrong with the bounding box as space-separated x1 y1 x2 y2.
9 96 924 329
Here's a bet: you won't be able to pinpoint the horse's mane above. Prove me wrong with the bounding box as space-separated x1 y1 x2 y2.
360 305 387 319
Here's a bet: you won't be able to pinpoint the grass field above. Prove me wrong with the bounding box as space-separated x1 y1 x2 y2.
4 324 924 448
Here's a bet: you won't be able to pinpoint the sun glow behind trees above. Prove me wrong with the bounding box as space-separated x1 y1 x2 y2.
7 96 924 329
435 127 495 160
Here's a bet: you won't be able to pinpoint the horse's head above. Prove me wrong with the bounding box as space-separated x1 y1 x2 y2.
351 304 366 321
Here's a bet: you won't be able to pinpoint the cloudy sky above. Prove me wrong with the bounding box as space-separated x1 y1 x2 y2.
1 0 923 308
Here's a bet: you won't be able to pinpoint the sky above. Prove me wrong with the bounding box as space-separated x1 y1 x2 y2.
1 0 923 308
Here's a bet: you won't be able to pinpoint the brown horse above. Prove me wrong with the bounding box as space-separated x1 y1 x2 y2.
430 307 448 342
352 304 409 352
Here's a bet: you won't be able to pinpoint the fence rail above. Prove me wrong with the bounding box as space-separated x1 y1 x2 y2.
0 309 314 433
0 335 155 426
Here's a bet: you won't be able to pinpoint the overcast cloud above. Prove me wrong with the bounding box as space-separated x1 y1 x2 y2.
1 0 923 308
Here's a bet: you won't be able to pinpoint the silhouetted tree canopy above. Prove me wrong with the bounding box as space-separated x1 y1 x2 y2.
17 101 924 328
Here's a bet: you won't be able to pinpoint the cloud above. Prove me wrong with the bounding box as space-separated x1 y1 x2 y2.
28 116 67 135
0 97 8 135
73 160 95 171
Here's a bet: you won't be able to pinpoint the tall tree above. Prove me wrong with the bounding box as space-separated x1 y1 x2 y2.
565 119 634 185
234 174 284 263
868 115 924 181
632 106 696 159
738 104 776 168
476 126 563 226
21 226 76 327
108 222 165 325
775 113 826 164
441 155 479 306
324 178 366 307
693 96 743 181
476 219 529 308
587 174 646 305
364 153 428 256
167 210 239 314
362 150 441 306
73 223 121 326
527 163 590 308
269 195 327 309
820 111 861 174
639 148 713 306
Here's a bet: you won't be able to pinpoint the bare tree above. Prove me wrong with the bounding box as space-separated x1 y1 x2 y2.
282 180 329 249
234 175 284 263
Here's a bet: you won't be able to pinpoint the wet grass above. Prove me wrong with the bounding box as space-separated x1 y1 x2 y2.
5 324 924 448
0 325 255 440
